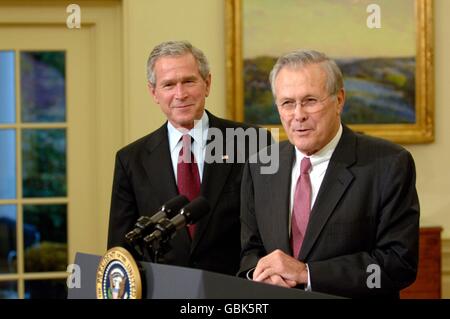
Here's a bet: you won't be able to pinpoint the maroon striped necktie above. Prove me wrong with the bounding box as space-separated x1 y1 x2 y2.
177 134 201 239
290 157 312 258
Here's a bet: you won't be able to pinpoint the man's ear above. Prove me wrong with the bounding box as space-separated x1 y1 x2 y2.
148 81 159 104
204 73 211 97
336 88 345 115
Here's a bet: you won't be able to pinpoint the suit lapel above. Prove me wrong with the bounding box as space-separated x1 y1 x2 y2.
267 142 295 254
141 124 191 252
142 124 179 207
299 126 356 260
191 112 233 252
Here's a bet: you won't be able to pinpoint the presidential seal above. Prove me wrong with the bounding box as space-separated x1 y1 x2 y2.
96 247 142 299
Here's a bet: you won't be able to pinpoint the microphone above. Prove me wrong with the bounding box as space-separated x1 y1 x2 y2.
125 195 189 245
143 197 210 247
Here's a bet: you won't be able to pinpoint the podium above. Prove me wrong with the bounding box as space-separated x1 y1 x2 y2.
67 252 341 299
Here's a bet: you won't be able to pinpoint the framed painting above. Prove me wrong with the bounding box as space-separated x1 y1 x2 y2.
226 0 434 143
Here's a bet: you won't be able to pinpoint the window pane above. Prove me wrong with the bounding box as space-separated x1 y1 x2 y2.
25 279 67 299
23 204 67 272
20 51 66 123
0 205 17 274
22 129 66 197
0 51 15 123
0 129 16 199
0 281 18 299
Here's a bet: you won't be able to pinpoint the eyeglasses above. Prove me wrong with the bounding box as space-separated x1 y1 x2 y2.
277 94 333 114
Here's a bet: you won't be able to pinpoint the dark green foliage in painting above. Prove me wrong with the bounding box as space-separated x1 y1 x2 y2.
244 56 279 124
243 55 415 125
339 57 415 124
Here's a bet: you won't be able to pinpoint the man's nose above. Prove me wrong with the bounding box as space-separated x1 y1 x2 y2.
293 103 308 121
175 83 187 99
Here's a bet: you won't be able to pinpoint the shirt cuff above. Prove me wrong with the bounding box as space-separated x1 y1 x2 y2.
246 267 256 280
305 263 312 291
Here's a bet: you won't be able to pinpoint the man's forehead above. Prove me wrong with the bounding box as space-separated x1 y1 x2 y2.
276 66 327 91
155 53 196 67
154 55 200 76
281 63 326 77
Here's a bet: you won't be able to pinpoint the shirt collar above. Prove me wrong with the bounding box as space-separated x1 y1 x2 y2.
295 124 343 166
167 110 209 152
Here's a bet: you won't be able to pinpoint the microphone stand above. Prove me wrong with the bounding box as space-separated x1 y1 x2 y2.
126 221 174 264
146 237 172 264
142 197 210 263
143 218 174 264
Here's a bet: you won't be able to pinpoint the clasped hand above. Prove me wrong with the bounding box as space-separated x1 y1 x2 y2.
253 249 308 288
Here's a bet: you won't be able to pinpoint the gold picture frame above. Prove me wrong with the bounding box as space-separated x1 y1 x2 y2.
225 0 434 144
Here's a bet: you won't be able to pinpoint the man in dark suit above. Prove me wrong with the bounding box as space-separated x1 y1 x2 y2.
108 41 269 275
239 49 419 298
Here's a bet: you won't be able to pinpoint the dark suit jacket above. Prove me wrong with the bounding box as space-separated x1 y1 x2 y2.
108 111 270 275
239 125 419 298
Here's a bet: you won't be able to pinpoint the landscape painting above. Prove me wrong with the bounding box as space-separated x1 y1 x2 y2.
226 0 434 143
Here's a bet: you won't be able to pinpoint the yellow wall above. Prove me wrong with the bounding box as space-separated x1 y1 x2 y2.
123 0 226 142
406 0 450 237
123 0 450 238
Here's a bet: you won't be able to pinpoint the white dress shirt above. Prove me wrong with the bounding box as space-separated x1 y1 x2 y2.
167 111 209 183
290 124 343 290
289 124 343 227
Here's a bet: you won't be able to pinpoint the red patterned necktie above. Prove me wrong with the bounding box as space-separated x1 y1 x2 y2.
290 157 312 258
177 134 201 239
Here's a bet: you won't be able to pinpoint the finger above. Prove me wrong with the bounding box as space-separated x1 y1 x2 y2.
253 256 271 279
284 279 298 288
253 264 263 280
277 261 307 284
269 275 291 288
254 267 273 282
259 277 273 285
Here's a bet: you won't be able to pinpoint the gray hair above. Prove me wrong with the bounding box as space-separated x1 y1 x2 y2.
269 49 344 98
147 40 210 86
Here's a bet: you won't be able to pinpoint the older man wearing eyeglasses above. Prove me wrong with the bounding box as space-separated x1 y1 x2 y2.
238 49 419 299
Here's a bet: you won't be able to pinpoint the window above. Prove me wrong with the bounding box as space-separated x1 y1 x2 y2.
0 50 68 298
